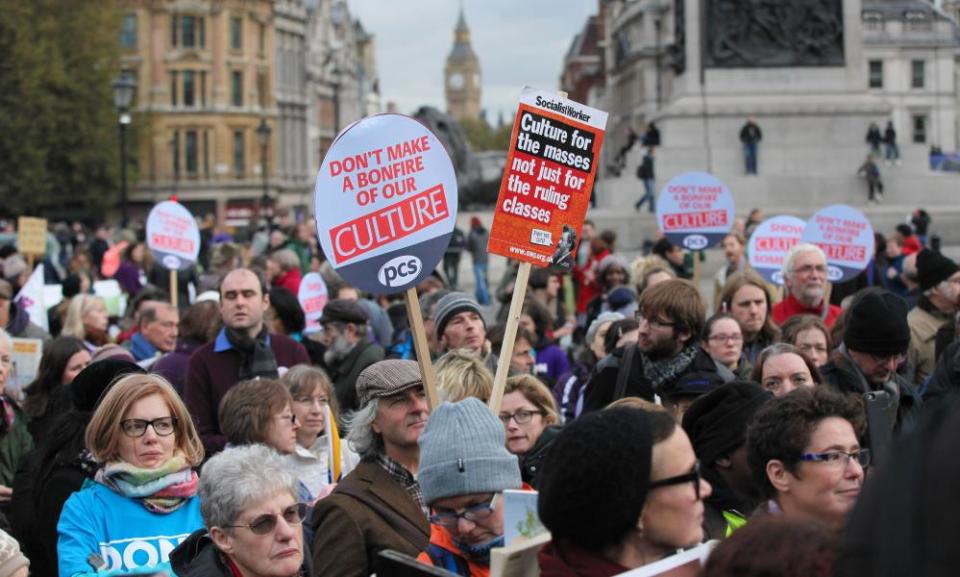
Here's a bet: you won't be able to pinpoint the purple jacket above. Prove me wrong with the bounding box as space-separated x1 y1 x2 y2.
114 261 143 295
154 339 203 395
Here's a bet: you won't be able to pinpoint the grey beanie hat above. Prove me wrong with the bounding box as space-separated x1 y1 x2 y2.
418 397 521 504
586 311 625 345
433 292 484 338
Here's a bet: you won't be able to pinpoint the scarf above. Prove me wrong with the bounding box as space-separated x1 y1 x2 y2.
641 345 699 388
96 452 198 513
226 326 279 381
129 332 158 361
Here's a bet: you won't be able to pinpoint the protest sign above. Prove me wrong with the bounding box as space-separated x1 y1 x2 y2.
17 217 47 256
147 200 201 307
487 86 607 271
43 284 63 310
7 338 42 403
314 113 459 410
616 541 717 577
314 113 458 295
747 215 807 285
298 272 329 334
490 532 551 577
486 88 607 412
801 204 875 283
93 279 126 317
146 200 201 271
656 172 735 251
503 490 546 546
15 264 47 332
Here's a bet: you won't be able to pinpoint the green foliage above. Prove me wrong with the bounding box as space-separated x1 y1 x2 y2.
0 0 126 218
460 116 511 152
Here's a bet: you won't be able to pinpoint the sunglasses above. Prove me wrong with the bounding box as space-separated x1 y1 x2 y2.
223 502 307 535
648 461 703 500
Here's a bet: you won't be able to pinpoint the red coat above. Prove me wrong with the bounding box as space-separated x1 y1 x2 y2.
772 293 841 328
574 248 609 314
538 540 628 577
274 267 303 295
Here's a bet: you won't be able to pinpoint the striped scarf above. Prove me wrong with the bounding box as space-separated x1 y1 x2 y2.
96 452 198 514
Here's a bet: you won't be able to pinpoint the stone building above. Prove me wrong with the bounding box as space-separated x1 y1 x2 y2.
444 8 482 121
274 0 312 217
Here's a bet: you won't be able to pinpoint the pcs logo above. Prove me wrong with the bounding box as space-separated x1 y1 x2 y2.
378 255 422 288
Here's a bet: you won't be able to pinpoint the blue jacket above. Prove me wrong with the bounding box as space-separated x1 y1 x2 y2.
57 481 203 577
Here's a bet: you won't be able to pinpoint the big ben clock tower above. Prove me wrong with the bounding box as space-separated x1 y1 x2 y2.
444 8 481 121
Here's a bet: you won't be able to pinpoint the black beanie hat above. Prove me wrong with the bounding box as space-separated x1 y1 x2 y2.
538 408 654 552
844 289 910 356
70 358 146 412
917 249 959 292
682 381 772 467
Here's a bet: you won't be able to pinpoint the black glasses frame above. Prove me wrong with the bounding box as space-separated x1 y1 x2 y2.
120 417 178 438
648 461 702 499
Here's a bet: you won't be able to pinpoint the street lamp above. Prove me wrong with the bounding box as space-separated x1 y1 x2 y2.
256 118 273 229
112 72 136 228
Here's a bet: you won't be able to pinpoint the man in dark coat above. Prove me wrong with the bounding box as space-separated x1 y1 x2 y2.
583 279 732 414
319 299 385 415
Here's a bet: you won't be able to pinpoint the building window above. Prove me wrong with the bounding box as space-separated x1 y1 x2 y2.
172 131 180 177
203 131 210 176
183 70 195 107
170 15 178 47
911 60 925 89
171 15 205 48
905 11 931 31
169 71 178 106
199 71 207 107
120 14 137 48
185 130 198 174
912 114 927 143
862 11 884 31
231 17 243 51
232 71 243 107
182 16 196 47
258 22 266 54
868 60 883 89
234 130 245 177
257 72 268 108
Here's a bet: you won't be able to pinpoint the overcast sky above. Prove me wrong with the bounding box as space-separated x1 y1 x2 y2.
348 0 597 123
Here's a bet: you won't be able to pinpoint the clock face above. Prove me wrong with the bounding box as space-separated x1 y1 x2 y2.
449 73 464 89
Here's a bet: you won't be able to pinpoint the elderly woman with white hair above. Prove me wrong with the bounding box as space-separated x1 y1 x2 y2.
171 444 312 577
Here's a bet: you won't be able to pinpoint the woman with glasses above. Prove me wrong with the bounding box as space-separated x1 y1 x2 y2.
538 406 711 575
171 444 312 577
281 365 359 499
702 313 752 380
499 375 562 489
751 343 822 396
746 386 867 533
781 314 832 368
57 373 205 576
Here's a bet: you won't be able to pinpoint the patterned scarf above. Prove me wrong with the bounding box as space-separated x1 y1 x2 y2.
225 326 279 381
96 452 198 513
641 345 699 389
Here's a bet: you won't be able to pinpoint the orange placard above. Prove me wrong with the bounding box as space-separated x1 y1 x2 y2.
488 87 608 271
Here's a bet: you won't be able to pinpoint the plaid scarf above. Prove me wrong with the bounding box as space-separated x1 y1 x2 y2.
96 452 198 514
376 453 427 517
226 326 279 381
642 345 699 389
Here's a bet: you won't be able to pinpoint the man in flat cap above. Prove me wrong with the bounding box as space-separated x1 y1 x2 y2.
907 249 960 383
311 360 430 577
319 298 385 414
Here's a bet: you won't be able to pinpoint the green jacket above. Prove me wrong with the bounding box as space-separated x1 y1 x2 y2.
1 400 33 486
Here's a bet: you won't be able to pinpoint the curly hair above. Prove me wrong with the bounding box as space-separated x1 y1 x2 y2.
746 386 866 501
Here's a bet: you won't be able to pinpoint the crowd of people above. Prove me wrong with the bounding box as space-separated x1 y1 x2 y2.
0 211 958 577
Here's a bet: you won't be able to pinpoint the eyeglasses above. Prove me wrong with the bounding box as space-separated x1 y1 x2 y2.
868 353 906 366
708 334 743 343
635 311 675 330
223 502 307 535
793 264 827 275
648 461 703 500
294 396 328 408
276 413 298 425
429 494 498 528
498 409 544 425
120 417 177 438
799 449 871 469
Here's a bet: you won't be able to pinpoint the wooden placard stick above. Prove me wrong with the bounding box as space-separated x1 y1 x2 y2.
404 287 439 411
489 261 532 412
170 270 178 308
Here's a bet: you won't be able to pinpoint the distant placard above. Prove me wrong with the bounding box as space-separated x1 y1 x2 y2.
17 217 47 255
747 215 807 285
298 273 329 334
7 338 42 403
146 201 201 271
800 204 875 283
656 172 734 250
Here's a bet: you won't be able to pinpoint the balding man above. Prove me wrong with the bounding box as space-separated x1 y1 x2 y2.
185 268 309 455
771 243 841 328
125 302 179 368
